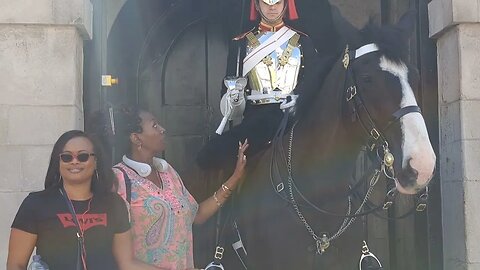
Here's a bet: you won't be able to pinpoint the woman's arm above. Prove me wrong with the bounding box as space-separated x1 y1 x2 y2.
7 228 37 270
194 140 249 224
113 230 165 270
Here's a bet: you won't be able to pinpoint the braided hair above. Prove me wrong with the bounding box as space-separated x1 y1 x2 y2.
88 104 145 159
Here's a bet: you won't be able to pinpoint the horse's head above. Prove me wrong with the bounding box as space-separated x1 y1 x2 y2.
343 11 436 195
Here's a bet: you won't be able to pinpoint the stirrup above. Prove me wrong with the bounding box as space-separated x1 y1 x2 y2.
204 262 225 270
359 240 383 269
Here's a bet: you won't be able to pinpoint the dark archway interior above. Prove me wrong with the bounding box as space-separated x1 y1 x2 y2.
101 0 441 268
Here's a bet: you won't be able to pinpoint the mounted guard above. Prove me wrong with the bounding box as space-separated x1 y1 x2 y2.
197 0 332 170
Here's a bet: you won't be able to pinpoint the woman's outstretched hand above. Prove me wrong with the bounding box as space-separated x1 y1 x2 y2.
193 139 250 225
232 139 249 181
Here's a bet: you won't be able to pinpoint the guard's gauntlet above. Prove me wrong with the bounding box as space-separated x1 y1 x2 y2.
216 77 247 135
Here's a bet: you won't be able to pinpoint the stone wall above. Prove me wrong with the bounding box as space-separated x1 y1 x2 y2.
0 0 92 264
429 0 480 269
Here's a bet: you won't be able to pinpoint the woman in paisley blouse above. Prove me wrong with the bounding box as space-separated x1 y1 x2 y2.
90 105 248 270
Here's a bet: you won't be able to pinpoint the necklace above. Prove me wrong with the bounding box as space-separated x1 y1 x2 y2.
73 197 93 236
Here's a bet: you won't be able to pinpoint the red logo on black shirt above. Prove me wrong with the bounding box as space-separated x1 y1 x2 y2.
57 213 108 231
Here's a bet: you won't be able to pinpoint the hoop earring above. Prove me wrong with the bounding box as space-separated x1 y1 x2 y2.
95 169 99 181
58 175 63 185
138 144 142 151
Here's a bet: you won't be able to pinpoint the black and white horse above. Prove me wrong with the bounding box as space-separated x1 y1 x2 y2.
221 11 436 270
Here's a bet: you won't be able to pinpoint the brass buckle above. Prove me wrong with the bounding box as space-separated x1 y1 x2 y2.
342 45 350 69
416 203 427 212
214 246 224 260
346 86 357 101
383 201 393 210
370 128 380 140
361 240 369 254
276 183 284 193
416 193 428 212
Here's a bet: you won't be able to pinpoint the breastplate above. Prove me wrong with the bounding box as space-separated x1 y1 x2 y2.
245 30 302 96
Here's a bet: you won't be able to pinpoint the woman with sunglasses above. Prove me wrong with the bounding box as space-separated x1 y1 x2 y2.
7 130 159 270
89 105 248 270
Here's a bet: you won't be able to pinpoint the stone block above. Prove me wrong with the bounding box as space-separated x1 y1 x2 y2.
0 146 23 191
440 101 461 145
441 181 467 269
461 101 480 141
428 0 454 38
8 106 83 145
429 0 480 38
0 0 93 39
0 105 8 144
440 139 479 183
463 140 480 181
453 0 480 22
0 191 30 266
0 26 83 107
458 24 480 100
437 27 461 104
21 145 52 191
465 181 480 263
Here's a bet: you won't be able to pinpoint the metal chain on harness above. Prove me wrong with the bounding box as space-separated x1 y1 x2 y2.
286 123 379 255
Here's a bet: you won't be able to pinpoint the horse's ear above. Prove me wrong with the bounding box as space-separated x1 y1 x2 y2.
331 4 363 49
396 8 417 39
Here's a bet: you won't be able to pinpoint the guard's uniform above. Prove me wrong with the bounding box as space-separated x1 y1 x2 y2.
197 21 320 170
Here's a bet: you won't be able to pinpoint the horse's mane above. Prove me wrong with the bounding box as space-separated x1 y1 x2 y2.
294 18 413 122
361 22 411 64
294 53 339 122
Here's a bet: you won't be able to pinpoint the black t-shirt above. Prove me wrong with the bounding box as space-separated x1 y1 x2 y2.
12 188 130 270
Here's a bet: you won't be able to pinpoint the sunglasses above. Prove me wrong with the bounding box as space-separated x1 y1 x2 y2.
59 152 96 163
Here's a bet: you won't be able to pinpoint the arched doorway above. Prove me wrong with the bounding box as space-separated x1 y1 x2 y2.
83 0 441 268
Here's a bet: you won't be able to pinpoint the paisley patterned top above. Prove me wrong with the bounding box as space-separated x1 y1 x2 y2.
113 160 199 269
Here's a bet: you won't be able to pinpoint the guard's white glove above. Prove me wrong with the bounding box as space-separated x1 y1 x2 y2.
216 77 247 135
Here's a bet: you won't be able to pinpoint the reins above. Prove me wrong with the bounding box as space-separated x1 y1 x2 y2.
267 43 430 254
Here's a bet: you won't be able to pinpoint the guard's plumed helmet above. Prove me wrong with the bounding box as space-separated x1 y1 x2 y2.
249 0 299 21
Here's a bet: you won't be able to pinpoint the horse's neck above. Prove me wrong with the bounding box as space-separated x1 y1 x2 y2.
292 60 361 187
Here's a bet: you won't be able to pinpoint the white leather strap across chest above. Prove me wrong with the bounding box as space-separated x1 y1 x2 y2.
242 27 297 76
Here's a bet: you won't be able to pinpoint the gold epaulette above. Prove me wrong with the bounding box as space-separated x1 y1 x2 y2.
246 32 260 47
286 26 309 37
233 27 256 41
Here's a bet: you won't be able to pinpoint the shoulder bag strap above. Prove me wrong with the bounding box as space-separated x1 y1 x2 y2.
59 187 85 270
113 165 132 204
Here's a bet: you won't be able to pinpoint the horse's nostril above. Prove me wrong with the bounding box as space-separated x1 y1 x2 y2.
398 159 419 186
405 159 418 180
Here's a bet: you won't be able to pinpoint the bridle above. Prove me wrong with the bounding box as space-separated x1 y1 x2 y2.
342 43 422 185
267 43 429 254
342 43 428 213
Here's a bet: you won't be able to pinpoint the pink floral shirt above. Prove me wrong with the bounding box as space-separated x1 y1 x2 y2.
113 160 198 269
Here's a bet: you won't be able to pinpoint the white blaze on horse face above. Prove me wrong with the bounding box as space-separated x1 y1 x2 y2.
379 56 436 193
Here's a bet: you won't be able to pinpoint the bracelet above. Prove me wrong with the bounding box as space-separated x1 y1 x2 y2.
221 184 233 193
213 191 222 207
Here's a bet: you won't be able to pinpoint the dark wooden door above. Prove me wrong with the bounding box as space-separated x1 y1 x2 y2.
135 1 229 266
